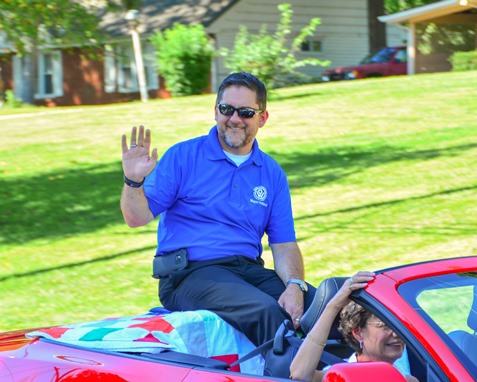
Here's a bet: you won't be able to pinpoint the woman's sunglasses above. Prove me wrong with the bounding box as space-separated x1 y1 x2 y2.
218 104 263 119
367 320 393 333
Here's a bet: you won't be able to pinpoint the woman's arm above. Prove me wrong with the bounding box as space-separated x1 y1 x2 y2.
289 271 375 382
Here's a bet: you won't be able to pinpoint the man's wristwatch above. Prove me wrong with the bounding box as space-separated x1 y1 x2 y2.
124 175 145 188
286 279 308 292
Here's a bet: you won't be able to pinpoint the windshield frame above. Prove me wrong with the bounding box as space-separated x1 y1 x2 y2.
398 272 477 375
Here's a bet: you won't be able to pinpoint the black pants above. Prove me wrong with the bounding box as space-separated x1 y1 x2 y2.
158 255 316 347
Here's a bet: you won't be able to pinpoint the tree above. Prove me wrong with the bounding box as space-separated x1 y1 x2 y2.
219 3 330 89
0 1 106 55
368 0 386 53
0 0 113 103
384 0 439 13
150 23 214 97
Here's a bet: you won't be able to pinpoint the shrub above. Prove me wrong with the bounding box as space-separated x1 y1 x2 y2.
4 90 22 108
450 51 477 71
219 3 330 89
150 23 214 97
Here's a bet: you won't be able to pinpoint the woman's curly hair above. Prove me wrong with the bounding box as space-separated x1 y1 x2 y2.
338 301 373 354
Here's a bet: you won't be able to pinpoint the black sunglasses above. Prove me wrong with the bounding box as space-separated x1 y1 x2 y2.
217 104 263 119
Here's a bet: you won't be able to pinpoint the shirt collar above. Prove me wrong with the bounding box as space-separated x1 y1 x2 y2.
206 126 263 166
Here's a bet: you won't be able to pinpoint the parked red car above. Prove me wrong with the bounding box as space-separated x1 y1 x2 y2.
1 256 476 381
322 46 407 81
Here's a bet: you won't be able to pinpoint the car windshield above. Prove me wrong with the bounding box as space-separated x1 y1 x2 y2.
399 272 477 371
360 47 396 64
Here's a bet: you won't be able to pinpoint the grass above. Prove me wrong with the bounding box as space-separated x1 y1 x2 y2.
1 71 476 331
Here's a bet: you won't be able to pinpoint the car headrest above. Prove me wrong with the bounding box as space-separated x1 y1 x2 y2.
300 277 348 339
448 330 477 366
468 285 477 333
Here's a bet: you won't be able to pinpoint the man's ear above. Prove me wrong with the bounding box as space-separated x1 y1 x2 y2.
259 110 269 127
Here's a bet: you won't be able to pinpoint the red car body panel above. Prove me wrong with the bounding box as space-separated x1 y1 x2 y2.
0 332 271 382
323 362 407 382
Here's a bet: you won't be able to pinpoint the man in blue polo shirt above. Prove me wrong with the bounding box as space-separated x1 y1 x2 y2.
120 72 315 347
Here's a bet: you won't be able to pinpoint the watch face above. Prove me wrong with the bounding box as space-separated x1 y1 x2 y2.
299 281 308 292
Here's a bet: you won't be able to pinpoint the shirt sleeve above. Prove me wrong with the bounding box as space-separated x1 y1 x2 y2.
265 167 297 244
143 146 182 218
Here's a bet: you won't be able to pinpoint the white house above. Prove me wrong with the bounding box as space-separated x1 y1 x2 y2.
0 0 407 106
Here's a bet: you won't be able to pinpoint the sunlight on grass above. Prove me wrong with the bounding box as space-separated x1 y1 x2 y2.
1 71 476 331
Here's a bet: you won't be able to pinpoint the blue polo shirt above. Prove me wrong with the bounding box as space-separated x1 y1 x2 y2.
144 126 296 261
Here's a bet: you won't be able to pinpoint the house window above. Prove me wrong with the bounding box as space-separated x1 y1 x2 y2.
118 44 135 92
43 54 53 94
301 40 322 53
36 51 63 98
143 43 159 90
104 43 158 94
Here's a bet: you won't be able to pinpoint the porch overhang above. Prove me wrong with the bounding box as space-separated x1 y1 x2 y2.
378 0 477 75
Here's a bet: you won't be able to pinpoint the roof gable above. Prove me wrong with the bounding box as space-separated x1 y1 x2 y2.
100 0 238 38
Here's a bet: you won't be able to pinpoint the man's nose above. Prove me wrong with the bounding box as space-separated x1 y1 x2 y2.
229 110 243 122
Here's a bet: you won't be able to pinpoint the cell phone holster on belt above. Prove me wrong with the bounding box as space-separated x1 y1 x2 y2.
152 248 189 279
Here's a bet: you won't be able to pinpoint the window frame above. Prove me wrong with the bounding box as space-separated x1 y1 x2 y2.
104 42 158 94
35 50 63 99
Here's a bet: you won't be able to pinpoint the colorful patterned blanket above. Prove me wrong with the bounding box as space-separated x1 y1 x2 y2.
26 308 263 374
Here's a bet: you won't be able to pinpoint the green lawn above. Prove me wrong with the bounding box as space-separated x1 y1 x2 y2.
1 71 476 331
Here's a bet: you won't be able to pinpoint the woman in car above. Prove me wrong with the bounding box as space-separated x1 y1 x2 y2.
289 271 418 382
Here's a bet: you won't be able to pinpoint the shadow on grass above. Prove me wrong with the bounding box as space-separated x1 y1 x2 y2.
0 162 126 244
0 245 157 282
269 87 327 102
295 184 476 240
1 141 475 245
271 142 477 190
296 184 477 222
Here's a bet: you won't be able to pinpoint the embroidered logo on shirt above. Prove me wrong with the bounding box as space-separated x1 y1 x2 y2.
253 186 267 201
250 186 268 207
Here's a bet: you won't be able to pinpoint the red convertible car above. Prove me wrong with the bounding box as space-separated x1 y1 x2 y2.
1 256 476 381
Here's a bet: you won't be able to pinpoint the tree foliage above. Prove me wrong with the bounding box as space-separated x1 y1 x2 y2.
450 50 477 71
0 0 109 55
417 23 476 56
150 23 214 97
384 0 439 14
219 3 330 89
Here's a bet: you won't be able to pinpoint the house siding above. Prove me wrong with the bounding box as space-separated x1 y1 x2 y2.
208 0 371 87
386 24 408 47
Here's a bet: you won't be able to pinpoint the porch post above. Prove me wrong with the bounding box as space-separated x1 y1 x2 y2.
407 22 416 75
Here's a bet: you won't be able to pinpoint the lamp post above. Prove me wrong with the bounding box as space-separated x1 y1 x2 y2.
125 9 148 102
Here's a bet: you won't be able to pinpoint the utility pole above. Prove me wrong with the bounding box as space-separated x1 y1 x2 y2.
126 9 148 102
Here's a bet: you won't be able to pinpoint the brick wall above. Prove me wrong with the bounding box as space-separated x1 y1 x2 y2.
37 48 162 107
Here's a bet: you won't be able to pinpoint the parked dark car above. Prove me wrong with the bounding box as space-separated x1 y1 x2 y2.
322 46 407 81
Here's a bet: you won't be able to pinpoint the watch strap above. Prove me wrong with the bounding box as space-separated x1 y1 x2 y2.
124 175 145 188
286 278 307 292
